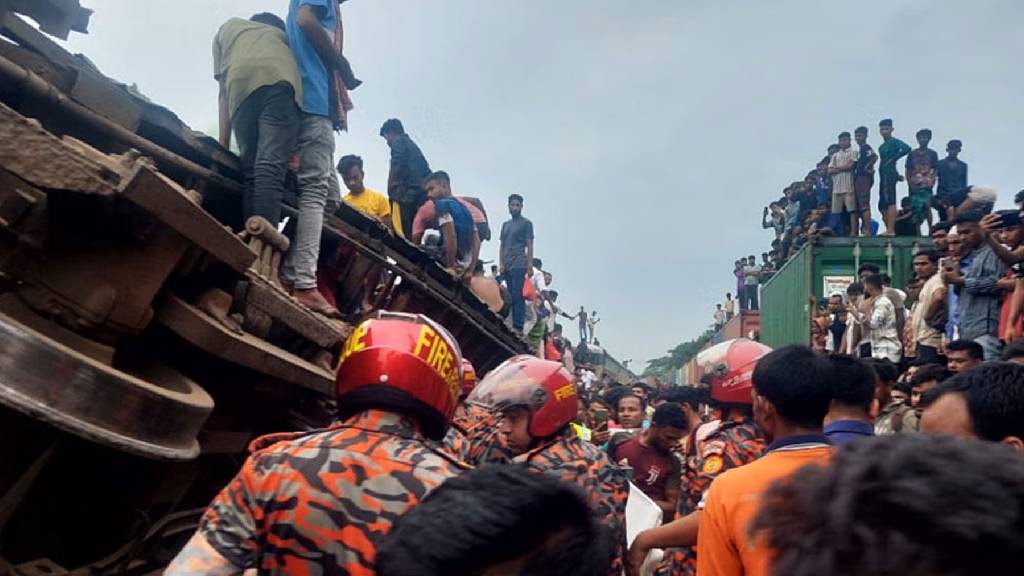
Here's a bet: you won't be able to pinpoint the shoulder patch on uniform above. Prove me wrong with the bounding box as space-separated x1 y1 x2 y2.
702 455 724 475
701 440 726 458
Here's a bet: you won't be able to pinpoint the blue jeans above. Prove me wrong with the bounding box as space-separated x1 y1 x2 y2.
745 284 759 310
233 83 299 225
506 268 527 331
975 334 1003 361
281 113 334 290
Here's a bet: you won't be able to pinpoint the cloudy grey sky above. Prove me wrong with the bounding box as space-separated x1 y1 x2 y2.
56 0 1024 369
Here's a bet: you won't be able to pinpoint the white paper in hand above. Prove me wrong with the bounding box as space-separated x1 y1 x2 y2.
625 482 665 576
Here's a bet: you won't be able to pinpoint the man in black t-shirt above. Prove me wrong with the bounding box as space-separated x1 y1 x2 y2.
381 118 431 238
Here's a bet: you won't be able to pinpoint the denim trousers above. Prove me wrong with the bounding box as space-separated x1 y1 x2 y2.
506 268 527 331
233 83 299 225
281 113 334 290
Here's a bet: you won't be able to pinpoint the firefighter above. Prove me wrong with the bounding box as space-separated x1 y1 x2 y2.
627 339 771 576
469 355 630 575
442 356 520 465
166 312 466 575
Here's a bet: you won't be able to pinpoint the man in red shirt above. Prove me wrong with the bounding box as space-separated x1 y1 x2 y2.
609 403 686 516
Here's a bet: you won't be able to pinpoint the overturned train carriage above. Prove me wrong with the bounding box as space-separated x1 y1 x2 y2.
0 3 526 573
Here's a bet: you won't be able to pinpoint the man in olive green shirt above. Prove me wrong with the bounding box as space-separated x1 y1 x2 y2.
213 13 302 225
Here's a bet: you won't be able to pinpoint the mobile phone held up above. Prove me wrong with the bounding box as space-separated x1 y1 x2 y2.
994 209 1022 230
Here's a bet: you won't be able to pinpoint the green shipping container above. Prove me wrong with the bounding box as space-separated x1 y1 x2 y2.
760 236 932 348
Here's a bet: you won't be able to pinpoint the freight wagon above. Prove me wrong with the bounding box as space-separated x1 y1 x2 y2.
760 236 931 348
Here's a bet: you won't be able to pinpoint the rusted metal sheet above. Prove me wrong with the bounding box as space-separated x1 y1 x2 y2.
14 198 192 338
0 100 119 195
0 39 73 92
0 172 38 230
0 53 244 197
0 311 213 461
119 162 255 274
156 294 336 395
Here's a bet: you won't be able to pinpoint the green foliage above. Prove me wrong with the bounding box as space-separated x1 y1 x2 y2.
642 328 715 379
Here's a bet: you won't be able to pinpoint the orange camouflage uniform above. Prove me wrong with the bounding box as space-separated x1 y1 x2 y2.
443 402 516 465
667 415 765 576
516 427 630 576
198 409 463 575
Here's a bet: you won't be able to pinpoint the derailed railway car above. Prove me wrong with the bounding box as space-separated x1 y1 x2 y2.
0 3 526 572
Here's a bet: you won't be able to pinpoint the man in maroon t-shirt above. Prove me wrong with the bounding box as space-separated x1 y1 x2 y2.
608 403 686 516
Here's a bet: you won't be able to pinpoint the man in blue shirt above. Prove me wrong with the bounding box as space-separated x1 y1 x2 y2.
281 0 359 317
942 212 1007 359
423 171 479 281
823 355 876 445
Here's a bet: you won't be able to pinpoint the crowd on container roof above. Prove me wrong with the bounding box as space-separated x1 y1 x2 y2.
713 118 1007 329
759 118 988 263
703 115 1024 438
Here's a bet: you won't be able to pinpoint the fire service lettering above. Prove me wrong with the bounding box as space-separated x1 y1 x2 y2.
553 383 576 401
719 372 751 389
414 325 460 399
337 321 371 368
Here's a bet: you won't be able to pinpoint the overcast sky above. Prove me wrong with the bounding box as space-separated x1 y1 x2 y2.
56 0 1024 370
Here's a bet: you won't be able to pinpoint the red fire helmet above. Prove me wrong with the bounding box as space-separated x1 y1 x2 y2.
467 355 577 438
696 338 773 405
335 311 463 439
461 358 478 397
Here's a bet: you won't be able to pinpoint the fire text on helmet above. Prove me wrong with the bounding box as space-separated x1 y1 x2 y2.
337 320 371 369
414 324 461 401
553 383 576 401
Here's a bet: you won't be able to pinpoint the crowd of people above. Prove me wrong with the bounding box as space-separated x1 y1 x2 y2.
166 314 1024 576
711 255 773 330
714 118 1014 353
212 2 605 355
808 200 1024 369
757 118 986 268
194 5 1024 575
